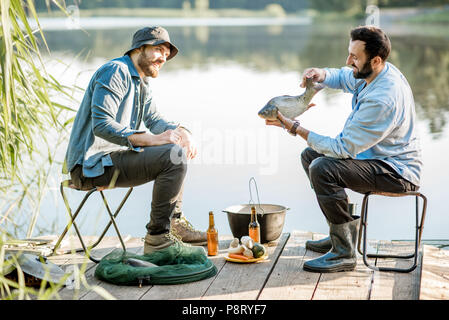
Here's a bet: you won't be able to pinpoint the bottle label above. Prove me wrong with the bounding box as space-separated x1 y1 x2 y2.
207 232 219 256
249 227 260 243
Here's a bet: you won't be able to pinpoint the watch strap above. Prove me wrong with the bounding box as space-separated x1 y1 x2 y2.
289 121 300 135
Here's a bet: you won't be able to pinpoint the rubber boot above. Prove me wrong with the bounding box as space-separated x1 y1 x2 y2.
305 220 331 253
305 215 363 254
305 236 332 253
303 217 360 273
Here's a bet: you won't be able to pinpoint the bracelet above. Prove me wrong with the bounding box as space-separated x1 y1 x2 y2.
289 121 300 136
178 125 192 135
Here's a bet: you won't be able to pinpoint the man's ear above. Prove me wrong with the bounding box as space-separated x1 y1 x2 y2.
372 56 382 67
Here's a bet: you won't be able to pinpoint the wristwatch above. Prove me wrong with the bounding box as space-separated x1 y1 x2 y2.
289 121 300 136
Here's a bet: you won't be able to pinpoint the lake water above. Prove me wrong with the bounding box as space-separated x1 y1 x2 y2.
17 17 449 242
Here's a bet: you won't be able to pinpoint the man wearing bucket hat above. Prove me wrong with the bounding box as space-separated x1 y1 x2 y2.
63 26 207 254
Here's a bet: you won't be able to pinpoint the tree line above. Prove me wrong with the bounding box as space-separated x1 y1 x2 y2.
34 0 308 12
32 0 449 13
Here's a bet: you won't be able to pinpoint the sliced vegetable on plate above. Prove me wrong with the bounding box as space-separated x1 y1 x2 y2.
225 236 268 263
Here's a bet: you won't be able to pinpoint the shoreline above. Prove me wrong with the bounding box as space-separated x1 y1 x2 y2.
34 6 449 25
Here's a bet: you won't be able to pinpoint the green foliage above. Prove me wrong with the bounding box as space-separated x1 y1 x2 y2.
405 9 449 23
0 0 117 301
32 0 449 13
308 0 365 13
0 0 77 240
378 0 449 7
33 0 310 12
0 236 115 300
0 0 74 180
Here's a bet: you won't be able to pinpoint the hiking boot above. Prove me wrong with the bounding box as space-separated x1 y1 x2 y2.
170 214 207 246
144 232 206 255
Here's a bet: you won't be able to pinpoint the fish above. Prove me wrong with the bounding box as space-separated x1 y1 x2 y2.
124 258 157 268
258 77 324 121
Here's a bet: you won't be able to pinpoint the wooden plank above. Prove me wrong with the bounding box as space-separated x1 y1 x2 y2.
54 235 126 255
17 232 437 300
312 233 374 300
201 233 289 300
369 240 421 300
419 245 449 300
258 231 321 300
140 235 234 300
3 235 57 257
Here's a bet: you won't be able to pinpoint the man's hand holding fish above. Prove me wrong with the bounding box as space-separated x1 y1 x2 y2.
265 106 315 140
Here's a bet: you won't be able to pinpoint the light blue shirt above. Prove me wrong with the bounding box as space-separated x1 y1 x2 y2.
63 55 178 178
307 62 422 186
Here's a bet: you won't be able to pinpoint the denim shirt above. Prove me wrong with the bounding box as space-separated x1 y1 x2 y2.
63 55 178 178
307 62 422 186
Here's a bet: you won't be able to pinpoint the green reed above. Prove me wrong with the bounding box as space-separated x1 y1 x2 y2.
0 0 115 300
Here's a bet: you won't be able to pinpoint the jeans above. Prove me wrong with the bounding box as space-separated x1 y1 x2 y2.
300 147 418 224
70 144 186 235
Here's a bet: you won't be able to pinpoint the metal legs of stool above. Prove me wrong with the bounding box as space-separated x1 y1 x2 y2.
53 181 133 263
357 191 427 273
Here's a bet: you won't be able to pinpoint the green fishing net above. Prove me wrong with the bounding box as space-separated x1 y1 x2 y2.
94 244 217 286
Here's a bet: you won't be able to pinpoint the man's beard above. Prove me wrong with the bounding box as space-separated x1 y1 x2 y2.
352 60 373 79
137 51 160 78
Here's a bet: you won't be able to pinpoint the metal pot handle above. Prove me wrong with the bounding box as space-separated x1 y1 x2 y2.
249 177 265 216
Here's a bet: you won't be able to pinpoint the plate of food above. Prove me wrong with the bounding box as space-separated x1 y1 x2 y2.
225 253 268 263
224 236 268 263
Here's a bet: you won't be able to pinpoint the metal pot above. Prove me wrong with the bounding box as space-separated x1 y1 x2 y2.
222 204 289 244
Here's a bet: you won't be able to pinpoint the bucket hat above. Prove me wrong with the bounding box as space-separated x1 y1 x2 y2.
125 26 178 60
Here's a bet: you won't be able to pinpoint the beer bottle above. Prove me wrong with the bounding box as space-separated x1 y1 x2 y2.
207 211 218 256
249 206 261 243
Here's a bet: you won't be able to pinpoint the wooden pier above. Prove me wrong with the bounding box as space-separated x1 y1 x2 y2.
22 231 449 300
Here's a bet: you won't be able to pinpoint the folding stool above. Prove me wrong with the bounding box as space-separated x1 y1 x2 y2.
357 191 427 273
52 180 133 263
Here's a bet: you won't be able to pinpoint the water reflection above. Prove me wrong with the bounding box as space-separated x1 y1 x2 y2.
14 21 447 241
390 37 449 136
42 23 449 135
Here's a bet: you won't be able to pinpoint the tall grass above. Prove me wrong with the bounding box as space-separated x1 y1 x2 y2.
0 0 115 300
1 235 116 300
0 0 75 236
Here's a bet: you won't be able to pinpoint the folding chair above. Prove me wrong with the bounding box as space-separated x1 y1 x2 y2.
52 180 133 263
357 191 427 273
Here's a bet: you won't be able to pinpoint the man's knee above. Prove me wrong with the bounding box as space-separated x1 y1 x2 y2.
301 147 323 172
309 157 334 184
300 147 315 163
165 145 188 178
144 144 188 175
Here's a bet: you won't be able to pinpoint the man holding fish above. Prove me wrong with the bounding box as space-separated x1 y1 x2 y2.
63 26 207 255
260 26 422 273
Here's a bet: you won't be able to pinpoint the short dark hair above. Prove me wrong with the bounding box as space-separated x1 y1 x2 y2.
350 26 391 62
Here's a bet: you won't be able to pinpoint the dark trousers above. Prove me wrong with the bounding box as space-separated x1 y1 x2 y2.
70 144 186 235
300 147 418 224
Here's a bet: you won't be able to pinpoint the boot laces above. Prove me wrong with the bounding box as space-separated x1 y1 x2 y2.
168 228 191 246
174 216 202 234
